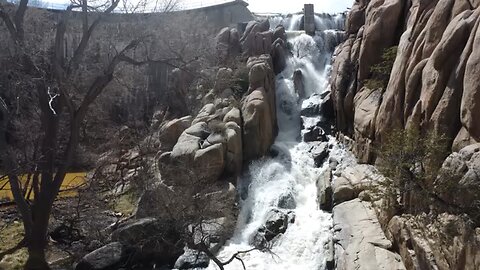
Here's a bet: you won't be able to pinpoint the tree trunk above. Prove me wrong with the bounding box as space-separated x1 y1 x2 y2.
24 196 54 270
24 246 49 270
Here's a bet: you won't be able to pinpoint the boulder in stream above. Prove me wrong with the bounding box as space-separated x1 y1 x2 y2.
309 142 330 167
251 209 295 248
303 126 327 142
317 168 333 211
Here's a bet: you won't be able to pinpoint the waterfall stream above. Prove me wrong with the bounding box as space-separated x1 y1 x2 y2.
206 16 345 270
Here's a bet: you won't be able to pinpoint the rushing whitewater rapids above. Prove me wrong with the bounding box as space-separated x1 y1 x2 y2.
205 18 346 270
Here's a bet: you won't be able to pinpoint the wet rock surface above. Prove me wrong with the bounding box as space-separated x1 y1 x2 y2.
251 209 295 248
174 248 210 270
303 126 328 142
306 142 329 169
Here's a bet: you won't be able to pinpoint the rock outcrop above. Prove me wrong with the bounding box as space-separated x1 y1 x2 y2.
242 55 277 161
216 27 241 64
434 143 480 209
331 0 480 160
328 136 480 270
90 22 288 270
330 3 480 268
387 214 480 270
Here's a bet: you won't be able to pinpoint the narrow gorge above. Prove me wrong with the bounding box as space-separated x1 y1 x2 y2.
1 0 480 270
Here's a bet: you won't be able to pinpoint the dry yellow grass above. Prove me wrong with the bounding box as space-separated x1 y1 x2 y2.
0 221 27 270
0 173 87 201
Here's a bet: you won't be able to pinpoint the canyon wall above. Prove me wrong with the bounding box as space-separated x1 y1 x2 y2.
331 0 480 162
330 1 480 269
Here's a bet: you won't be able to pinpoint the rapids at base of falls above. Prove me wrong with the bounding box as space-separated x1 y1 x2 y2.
205 19 347 270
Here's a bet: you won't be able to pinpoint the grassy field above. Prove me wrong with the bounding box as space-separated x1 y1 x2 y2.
0 173 87 201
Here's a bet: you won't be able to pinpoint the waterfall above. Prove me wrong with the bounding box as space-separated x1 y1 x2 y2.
267 13 346 32
287 14 304 31
205 15 345 270
314 13 346 32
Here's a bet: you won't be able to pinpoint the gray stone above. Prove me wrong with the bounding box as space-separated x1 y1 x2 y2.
174 248 210 269
333 199 405 270
111 218 159 245
434 143 480 208
277 193 296 209
329 157 339 170
303 126 327 142
333 176 355 205
193 143 225 182
273 25 287 42
110 218 183 265
300 101 321 117
75 242 125 270
309 142 330 167
224 122 243 175
264 209 295 240
242 87 275 160
340 164 378 195
192 104 216 125
203 133 227 149
317 169 333 211
252 209 295 248
272 38 287 74
223 107 242 126
184 122 211 139
158 116 193 151
171 133 201 159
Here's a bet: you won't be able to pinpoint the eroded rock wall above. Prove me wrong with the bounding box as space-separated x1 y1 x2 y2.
331 0 480 162
330 1 480 269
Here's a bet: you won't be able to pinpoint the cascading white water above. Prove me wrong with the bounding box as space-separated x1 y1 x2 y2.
265 14 304 31
267 13 346 32
205 16 345 270
314 13 346 32
287 14 304 31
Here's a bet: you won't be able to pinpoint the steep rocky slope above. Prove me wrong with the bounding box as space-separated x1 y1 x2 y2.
75 21 289 270
329 1 480 269
331 0 480 162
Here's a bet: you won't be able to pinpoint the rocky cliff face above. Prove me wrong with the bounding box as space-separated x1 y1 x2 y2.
77 21 288 270
331 0 480 162
137 21 288 223
330 1 480 269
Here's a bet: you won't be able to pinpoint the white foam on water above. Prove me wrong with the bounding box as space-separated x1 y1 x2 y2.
204 16 347 270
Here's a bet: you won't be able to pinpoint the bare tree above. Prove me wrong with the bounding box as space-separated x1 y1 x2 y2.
119 0 183 13
0 0 194 268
